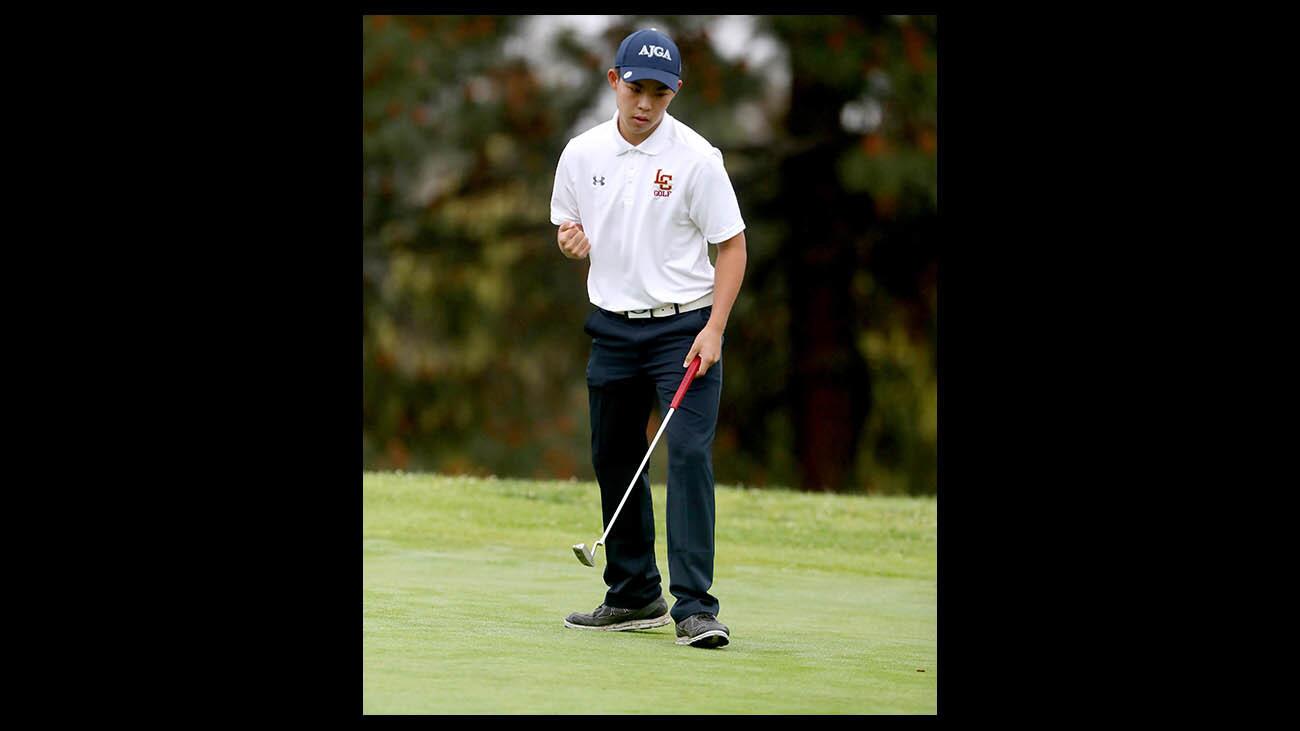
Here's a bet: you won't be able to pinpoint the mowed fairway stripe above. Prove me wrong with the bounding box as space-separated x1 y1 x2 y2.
364 474 936 714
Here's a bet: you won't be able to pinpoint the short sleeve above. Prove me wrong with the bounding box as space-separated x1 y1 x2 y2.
549 141 581 226
687 151 746 244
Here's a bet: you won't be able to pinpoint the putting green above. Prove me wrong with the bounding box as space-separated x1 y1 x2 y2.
364 472 936 714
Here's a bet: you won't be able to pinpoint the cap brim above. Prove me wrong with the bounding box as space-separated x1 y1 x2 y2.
619 66 680 90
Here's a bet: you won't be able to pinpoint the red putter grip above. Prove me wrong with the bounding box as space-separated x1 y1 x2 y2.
671 356 703 410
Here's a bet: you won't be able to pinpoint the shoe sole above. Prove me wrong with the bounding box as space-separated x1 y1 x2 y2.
563 614 672 631
675 629 729 648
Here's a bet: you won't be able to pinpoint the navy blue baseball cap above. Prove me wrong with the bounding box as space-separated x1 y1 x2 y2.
614 28 682 89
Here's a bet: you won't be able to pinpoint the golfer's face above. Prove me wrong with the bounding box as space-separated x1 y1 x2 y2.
611 75 677 134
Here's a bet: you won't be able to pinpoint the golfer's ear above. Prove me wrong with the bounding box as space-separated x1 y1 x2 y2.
607 69 619 88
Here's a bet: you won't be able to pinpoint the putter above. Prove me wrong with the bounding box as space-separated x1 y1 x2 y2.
573 355 703 567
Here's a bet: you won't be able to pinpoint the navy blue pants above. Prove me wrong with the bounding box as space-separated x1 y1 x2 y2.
584 305 722 622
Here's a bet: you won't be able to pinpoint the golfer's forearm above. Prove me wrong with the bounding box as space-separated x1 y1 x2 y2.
706 231 747 334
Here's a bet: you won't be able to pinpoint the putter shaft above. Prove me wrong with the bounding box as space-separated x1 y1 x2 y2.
598 406 675 547
572 356 702 567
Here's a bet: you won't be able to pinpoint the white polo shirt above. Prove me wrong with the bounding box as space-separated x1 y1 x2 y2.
550 110 746 312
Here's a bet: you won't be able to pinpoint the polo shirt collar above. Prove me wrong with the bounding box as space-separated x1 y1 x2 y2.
609 110 675 156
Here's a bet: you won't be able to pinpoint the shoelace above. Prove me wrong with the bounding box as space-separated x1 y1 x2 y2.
684 613 716 627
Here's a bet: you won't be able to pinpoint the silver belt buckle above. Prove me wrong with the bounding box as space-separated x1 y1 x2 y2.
627 309 651 319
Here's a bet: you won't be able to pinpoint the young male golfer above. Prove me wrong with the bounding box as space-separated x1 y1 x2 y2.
550 28 747 649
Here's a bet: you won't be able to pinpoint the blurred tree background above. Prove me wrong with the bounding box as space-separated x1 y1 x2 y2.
363 15 936 494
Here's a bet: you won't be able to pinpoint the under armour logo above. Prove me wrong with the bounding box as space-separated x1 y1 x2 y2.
592 175 605 186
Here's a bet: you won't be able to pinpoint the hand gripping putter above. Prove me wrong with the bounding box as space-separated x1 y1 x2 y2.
573 355 703 567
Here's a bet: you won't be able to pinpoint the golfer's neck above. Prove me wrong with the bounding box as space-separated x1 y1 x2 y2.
618 117 660 146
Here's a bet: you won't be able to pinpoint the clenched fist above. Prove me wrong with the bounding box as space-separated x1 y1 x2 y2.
557 221 590 260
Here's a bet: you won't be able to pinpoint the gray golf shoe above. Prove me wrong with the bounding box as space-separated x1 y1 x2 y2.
564 596 671 631
674 613 730 648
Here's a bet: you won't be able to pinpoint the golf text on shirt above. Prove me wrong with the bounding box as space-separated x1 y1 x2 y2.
550 111 746 313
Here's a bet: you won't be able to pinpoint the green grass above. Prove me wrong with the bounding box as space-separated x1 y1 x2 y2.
364 472 937 714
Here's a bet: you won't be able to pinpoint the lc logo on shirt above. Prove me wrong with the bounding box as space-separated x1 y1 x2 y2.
653 169 673 198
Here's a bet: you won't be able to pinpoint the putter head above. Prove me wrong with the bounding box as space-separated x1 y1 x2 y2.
572 543 596 567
